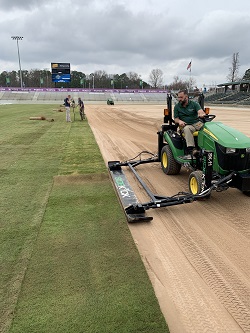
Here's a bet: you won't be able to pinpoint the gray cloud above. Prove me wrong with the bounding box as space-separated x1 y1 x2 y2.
0 0 51 10
1 0 250 87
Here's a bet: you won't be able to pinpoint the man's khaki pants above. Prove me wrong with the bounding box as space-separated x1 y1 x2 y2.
182 121 203 148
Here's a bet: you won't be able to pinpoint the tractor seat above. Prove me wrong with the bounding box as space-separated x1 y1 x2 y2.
181 131 199 137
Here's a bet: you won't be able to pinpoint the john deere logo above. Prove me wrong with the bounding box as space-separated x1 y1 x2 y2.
241 154 245 158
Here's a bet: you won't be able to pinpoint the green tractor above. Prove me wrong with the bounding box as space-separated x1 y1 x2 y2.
107 98 114 105
158 93 250 196
108 93 250 222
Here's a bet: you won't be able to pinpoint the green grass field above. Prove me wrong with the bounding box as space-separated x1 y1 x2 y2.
0 104 169 333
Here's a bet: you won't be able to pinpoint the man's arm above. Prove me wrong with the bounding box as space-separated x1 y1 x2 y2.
174 117 186 127
198 108 205 118
174 105 186 127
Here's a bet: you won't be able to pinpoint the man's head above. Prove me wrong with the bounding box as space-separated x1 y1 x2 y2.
178 89 188 106
68 94 71 99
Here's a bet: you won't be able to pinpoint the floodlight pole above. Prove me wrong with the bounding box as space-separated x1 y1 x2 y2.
11 36 23 88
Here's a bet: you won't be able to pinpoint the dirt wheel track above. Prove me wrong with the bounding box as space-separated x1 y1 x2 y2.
86 104 250 333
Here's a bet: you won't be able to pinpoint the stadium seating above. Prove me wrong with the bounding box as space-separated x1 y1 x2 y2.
205 91 250 105
3 89 250 105
0 89 169 104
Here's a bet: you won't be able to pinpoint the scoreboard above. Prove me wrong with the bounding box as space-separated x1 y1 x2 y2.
51 63 71 83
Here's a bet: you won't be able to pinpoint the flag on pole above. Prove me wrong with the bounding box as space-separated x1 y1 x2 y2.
187 61 192 71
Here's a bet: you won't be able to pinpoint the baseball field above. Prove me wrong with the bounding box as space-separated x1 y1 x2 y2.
1 102 250 333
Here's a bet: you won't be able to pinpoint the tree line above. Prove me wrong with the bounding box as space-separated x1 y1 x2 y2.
2 53 249 91
0 69 153 89
0 68 195 91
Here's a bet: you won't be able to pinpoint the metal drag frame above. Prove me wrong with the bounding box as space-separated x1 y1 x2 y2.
108 151 235 222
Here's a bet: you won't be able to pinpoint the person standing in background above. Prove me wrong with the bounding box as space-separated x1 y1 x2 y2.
78 97 85 120
64 94 72 122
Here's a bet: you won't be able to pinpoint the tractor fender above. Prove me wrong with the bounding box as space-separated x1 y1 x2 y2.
163 130 184 155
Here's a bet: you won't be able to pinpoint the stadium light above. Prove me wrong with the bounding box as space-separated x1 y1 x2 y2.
11 36 23 88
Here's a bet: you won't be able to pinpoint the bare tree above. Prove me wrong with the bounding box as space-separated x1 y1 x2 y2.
93 70 109 88
188 77 197 91
127 71 140 81
149 69 163 88
167 76 188 91
226 52 240 82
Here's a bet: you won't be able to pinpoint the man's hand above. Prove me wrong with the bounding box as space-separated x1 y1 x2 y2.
178 120 186 127
174 117 186 127
198 109 206 118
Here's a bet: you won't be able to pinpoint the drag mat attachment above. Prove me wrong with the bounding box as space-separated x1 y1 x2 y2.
108 152 214 222
108 152 197 222
108 151 237 222
108 161 153 222
108 158 198 222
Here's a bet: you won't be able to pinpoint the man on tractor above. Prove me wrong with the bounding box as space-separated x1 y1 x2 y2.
174 89 205 158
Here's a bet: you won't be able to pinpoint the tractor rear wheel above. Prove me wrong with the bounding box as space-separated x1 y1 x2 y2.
161 145 181 175
188 170 204 195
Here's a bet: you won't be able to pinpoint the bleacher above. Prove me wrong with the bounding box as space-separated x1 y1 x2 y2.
1 91 35 100
204 92 227 103
205 91 250 105
113 93 144 102
0 89 168 104
37 92 65 101
2 88 250 106
143 93 167 102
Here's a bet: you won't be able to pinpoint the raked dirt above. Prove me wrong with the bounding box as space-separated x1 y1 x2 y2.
86 104 250 333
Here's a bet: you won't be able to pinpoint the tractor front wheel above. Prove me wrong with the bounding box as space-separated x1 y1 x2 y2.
161 145 181 175
188 170 204 195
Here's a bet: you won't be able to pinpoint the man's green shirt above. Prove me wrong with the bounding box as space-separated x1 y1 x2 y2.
174 100 201 125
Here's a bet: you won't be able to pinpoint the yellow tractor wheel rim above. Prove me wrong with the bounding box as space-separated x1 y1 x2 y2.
162 152 168 168
190 176 198 194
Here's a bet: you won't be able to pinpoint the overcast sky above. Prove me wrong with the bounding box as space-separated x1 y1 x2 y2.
1 0 250 88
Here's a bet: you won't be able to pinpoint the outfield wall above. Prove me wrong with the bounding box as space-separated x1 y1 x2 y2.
0 87 168 104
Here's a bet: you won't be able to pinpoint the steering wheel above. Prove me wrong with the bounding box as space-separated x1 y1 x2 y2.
200 114 216 123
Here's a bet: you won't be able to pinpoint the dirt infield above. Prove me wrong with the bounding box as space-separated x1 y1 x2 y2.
86 104 250 333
